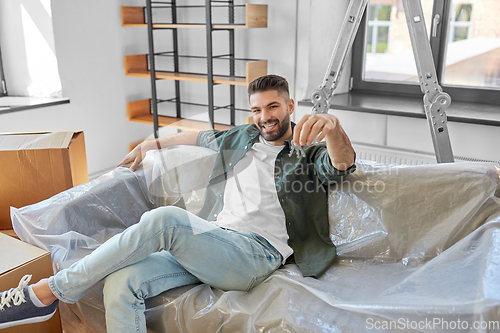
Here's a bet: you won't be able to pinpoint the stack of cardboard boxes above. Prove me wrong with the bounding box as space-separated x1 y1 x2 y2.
0 131 89 332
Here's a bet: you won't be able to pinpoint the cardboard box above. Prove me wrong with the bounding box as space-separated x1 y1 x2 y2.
0 229 19 240
0 233 62 333
0 131 88 229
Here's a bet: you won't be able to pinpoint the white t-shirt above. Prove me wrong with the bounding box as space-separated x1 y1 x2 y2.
215 135 293 263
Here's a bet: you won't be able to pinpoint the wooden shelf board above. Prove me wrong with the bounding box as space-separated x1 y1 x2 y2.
126 69 249 86
124 54 267 85
123 23 253 29
246 4 267 28
130 114 233 132
121 4 267 29
122 24 149 27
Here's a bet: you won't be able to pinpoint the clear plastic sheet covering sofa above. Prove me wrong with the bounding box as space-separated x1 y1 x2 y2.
11 145 500 333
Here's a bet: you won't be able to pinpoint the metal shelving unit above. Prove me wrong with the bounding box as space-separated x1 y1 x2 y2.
122 1 268 139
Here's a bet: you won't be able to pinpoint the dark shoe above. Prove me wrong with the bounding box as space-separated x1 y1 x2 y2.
0 275 59 329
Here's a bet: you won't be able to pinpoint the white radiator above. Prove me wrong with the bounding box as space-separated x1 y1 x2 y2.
352 142 499 166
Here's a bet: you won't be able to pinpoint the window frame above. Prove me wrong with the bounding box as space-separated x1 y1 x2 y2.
0 47 6 97
351 0 500 105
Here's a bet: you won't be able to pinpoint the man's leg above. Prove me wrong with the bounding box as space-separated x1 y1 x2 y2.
102 251 199 332
49 205 282 303
3 206 281 331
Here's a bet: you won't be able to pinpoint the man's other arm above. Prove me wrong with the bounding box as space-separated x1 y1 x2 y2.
118 131 199 171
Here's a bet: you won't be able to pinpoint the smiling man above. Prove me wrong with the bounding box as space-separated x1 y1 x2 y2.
249 75 355 170
0 75 355 333
252 90 293 144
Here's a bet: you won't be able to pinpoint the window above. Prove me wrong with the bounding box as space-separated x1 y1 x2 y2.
0 1 68 114
352 0 500 104
0 0 62 98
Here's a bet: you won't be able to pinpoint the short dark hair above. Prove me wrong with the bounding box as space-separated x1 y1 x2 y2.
247 75 290 100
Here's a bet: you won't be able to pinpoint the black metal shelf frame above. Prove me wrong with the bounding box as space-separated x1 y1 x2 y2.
145 0 240 137
157 98 250 113
146 53 262 79
144 1 246 26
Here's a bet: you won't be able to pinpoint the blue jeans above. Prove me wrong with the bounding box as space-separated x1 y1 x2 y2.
48 206 282 333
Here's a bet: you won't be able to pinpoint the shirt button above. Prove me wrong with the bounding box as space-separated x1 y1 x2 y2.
244 146 248 149
281 199 284 202
229 163 232 167
214 214 218 218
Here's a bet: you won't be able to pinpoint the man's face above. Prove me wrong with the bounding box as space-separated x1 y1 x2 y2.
250 90 294 146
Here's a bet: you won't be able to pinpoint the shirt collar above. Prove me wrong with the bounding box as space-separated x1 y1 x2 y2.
283 122 296 150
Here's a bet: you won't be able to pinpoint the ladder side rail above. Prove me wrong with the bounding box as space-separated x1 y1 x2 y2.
310 0 369 114
402 0 454 163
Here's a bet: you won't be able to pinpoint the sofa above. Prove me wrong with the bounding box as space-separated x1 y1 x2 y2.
12 145 500 332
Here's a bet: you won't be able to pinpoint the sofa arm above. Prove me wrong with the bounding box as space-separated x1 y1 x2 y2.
329 161 500 264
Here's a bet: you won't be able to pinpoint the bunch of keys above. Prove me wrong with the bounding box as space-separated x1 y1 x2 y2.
289 141 306 158
289 104 325 159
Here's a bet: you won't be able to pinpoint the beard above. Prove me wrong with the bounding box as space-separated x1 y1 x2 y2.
258 112 291 142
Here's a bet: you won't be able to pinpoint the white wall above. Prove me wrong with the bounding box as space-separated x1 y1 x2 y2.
298 0 351 101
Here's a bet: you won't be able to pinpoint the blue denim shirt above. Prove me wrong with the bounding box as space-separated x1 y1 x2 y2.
196 123 356 277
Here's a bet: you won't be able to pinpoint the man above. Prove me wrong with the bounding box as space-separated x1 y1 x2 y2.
0 75 355 332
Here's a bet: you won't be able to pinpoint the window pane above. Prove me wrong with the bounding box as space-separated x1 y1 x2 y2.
368 4 376 21
363 0 434 84
367 26 374 53
442 1 500 89
453 27 469 41
376 27 389 53
455 4 472 21
378 5 392 21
